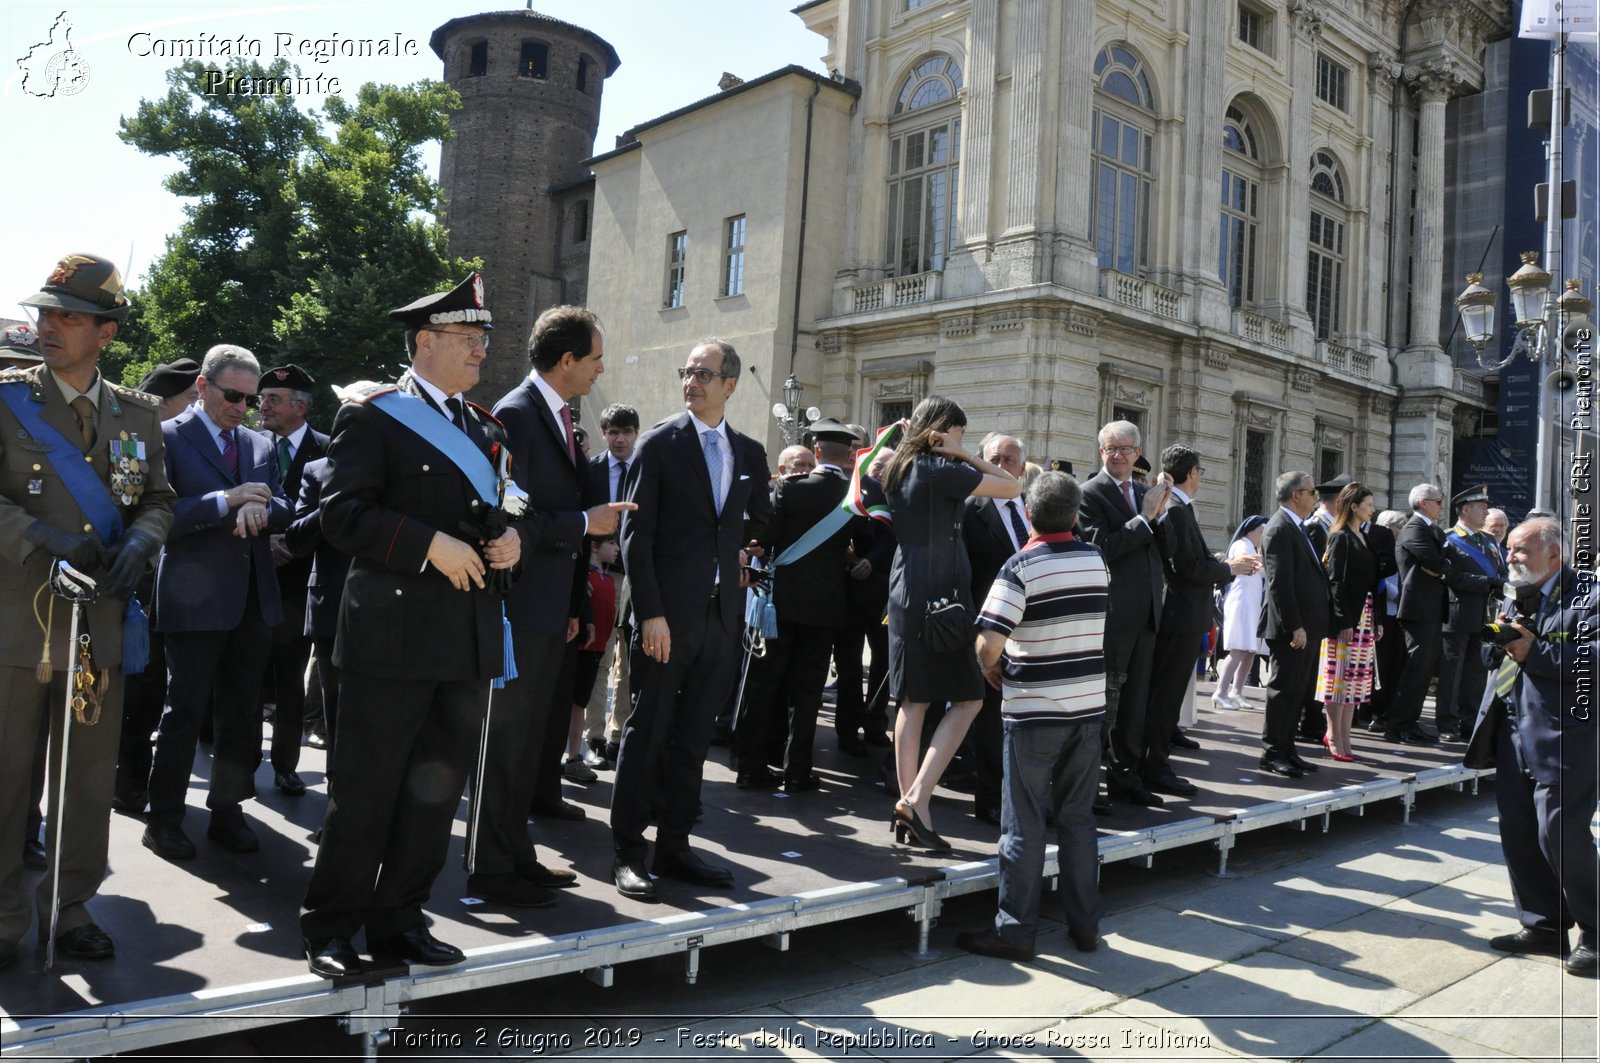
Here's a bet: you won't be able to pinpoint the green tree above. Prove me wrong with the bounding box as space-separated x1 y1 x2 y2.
118 60 477 423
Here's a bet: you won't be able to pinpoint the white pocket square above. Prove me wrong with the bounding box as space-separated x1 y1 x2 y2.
739 474 750 480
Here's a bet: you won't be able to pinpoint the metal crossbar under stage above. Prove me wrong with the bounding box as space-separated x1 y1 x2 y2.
1 761 1490 1060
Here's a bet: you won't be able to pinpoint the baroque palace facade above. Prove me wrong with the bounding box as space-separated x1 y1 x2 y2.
578 0 1511 539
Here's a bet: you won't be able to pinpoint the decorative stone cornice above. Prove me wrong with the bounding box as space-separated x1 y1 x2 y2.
1204 347 1231 371
1291 369 1317 392
939 314 974 339
817 331 844 354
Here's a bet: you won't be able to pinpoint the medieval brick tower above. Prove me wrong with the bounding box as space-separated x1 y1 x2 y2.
430 10 618 401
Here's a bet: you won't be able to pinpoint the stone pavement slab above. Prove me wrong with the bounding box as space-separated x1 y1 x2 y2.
1270 906 1500 996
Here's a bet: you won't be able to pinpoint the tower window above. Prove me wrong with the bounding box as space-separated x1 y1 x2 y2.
467 42 487 78
572 201 589 244
520 42 548 79
577 56 590 93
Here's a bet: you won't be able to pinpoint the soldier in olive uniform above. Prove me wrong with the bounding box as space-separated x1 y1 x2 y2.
0 254 174 969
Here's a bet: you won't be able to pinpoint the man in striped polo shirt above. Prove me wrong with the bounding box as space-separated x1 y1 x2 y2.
960 471 1109 962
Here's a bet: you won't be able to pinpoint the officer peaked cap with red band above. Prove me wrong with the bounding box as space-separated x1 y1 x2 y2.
388 272 493 330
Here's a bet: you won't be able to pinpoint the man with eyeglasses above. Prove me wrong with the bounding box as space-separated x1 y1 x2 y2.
610 339 771 902
256 364 329 796
301 273 521 978
1388 482 1499 745
145 345 291 862
1258 471 1332 778
1076 420 1173 809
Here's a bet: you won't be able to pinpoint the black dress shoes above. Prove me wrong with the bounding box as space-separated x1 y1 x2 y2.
22 838 46 871
207 818 260 853
274 771 307 796
1489 928 1570 956
653 849 734 888
142 824 196 861
1070 930 1100 953
782 773 822 794
1169 728 1201 750
368 927 464 967
863 729 893 748
1286 751 1319 773
467 872 557 908
1567 945 1598 977
1112 783 1165 807
56 923 114 960
613 860 659 902
837 734 869 757
972 800 1002 826
736 766 781 790
305 936 362 979
517 861 579 888
1389 727 1438 746
1259 754 1306 778
955 928 1034 961
530 800 587 821
306 729 328 750
1147 772 1198 797
1091 795 1113 816
110 790 147 816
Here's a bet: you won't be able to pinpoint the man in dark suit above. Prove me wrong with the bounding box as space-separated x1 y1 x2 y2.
1388 482 1499 745
1299 474 1348 739
835 437 895 756
1075 420 1171 806
612 338 771 902
482 306 631 906
961 432 1031 822
1358 510 1402 732
1257 470 1329 778
1467 518 1598 977
145 346 291 861
582 402 639 767
257 363 329 796
284 457 350 771
736 418 859 792
1435 484 1506 741
1141 445 1255 796
300 273 521 978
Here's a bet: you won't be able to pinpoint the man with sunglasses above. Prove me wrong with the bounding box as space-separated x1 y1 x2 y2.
145 345 291 862
610 339 771 902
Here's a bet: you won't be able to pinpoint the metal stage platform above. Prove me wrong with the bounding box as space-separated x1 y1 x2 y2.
0 694 1490 1059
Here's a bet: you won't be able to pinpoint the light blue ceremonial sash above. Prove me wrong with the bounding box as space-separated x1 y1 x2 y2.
747 479 855 637
365 388 517 687
0 382 149 673
1447 527 1502 580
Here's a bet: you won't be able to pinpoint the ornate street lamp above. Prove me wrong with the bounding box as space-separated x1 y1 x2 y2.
1507 250 1553 332
771 374 821 444
1454 273 1496 356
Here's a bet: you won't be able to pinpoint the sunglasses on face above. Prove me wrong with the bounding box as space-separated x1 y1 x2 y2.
210 383 259 408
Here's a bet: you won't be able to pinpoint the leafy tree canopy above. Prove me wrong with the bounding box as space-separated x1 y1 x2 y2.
114 59 478 425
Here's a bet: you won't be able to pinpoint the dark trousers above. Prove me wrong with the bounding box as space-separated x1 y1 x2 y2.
1435 630 1487 735
1263 636 1316 756
1143 627 1204 781
1102 626 1156 789
612 596 737 864
736 620 835 782
1368 613 1405 724
264 613 312 774
1495 714 1599 945
971 680 1004 809
115 628 167 805
992 716 1102 949
1391 619 1443 731
149 584 272 827
832 609 889 739
301 671 482 942
476 630 565 875
312 637 340 768
531 644 577 811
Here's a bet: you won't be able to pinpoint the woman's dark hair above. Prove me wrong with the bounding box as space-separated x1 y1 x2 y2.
881 395 967 495
1323 481 1374 562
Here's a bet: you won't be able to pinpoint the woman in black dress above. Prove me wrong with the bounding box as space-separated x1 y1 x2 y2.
1317 482 1381 761
880 396 1020 849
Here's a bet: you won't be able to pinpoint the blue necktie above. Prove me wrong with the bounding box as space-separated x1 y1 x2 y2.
703 430 724 513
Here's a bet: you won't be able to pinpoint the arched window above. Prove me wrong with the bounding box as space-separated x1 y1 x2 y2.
1219 104 1262 308
886 55 963 276
1091 44 1156 275
1306 150 1347 339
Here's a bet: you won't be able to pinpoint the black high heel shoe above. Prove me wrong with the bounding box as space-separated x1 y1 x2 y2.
892 803 952 852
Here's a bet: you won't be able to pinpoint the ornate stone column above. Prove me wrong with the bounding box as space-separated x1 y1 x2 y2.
1402 60 1457 383
1050 0 1098 289
1364 50 1404 352
1280 0 1325 331
1173 0 1230 329
959 0 999 247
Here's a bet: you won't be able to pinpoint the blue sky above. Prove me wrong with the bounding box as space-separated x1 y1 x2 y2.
0 1 825 323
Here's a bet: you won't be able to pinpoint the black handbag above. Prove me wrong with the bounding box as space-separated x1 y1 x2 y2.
922 593 971 653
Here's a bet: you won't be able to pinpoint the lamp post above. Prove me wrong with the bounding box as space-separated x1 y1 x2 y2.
771 373 821 445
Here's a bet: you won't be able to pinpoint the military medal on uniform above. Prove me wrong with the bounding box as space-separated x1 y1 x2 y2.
108 430 147 507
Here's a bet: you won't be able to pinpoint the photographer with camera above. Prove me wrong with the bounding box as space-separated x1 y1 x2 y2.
1466 517 1598 978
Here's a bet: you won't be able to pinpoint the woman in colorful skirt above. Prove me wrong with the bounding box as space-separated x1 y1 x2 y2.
1316 482 1381 761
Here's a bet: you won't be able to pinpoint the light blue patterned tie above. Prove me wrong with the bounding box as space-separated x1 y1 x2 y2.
703 429 724 512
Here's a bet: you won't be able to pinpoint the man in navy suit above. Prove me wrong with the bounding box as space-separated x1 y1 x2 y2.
145 345 291 860
257 363 329 795
1075 420 1172 807
481 306 632 906
612 339 771 901
284 457 350 770
1257 471 1330 778
1468 518 1598 977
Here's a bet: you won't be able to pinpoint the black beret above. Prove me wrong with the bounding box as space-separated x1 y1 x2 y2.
259 363 316 391
136 358 202 399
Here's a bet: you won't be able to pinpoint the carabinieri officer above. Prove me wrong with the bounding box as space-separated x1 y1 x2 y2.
300 273 521 979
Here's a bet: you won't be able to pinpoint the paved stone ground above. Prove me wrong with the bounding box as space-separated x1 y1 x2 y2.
166 783 1597 1061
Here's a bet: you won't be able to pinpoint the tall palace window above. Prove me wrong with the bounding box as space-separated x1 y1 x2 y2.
1306 150 1348 340
1220 104 1262 308
1092 45 1155 275
886 54 962 277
